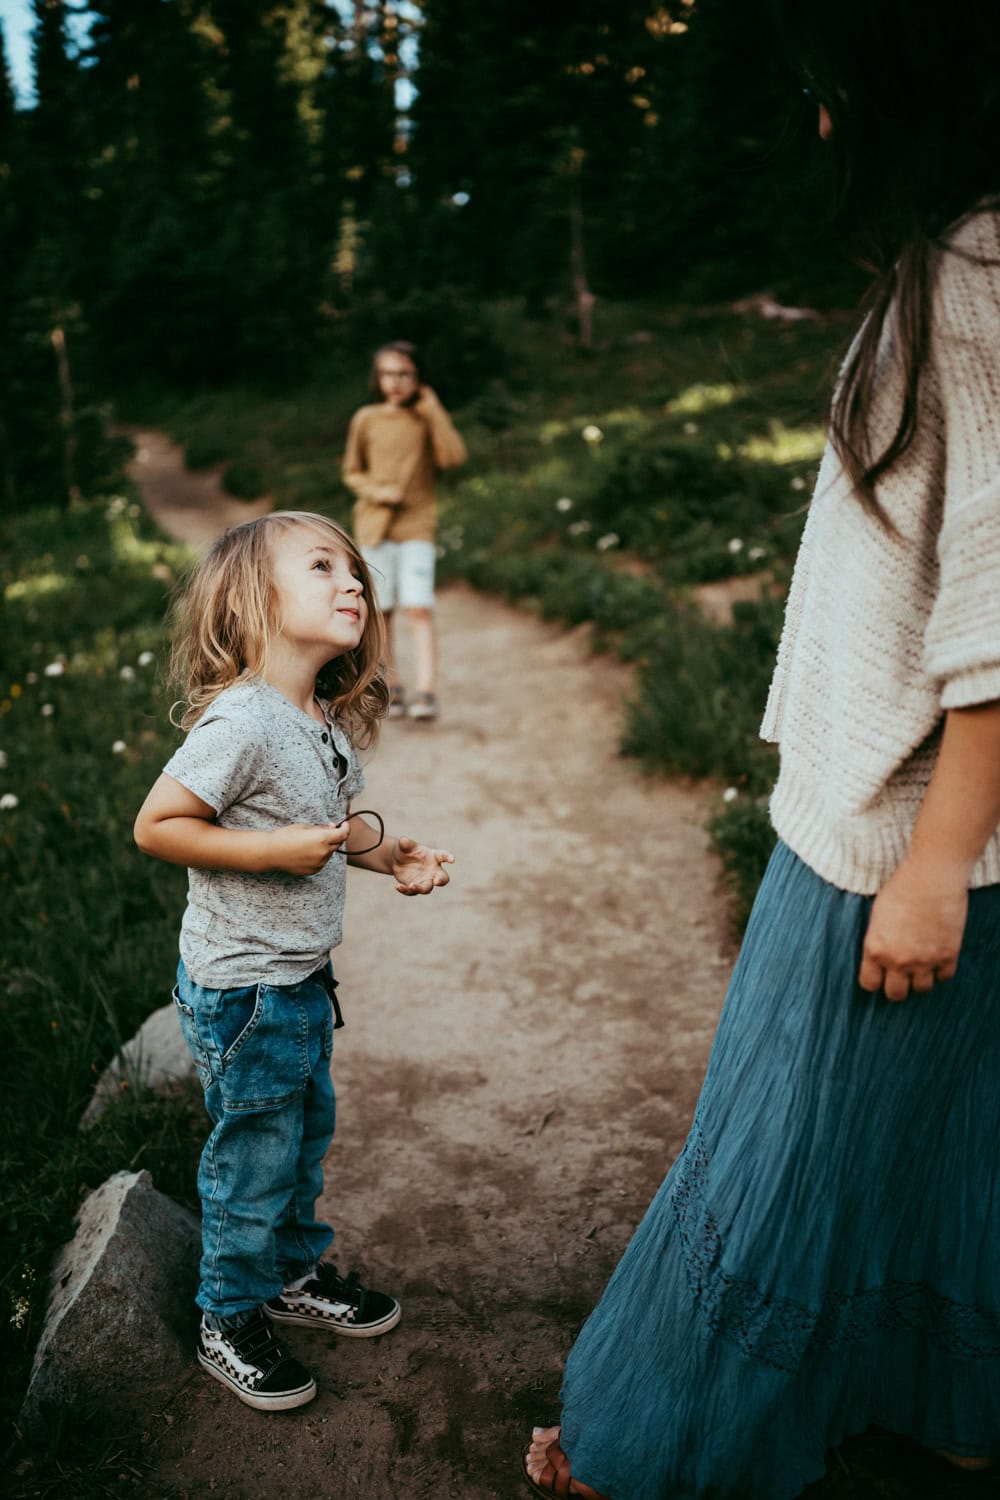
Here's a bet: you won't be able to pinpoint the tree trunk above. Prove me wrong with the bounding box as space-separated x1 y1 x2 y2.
50 325 81 506
568 146 596 350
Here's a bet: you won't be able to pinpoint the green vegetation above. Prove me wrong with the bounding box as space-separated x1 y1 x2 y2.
0 497 203 1436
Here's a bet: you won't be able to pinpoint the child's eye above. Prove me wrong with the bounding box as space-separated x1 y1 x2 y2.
312 559 330 571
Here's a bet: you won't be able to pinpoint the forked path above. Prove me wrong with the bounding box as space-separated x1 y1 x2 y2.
131 435 734 1497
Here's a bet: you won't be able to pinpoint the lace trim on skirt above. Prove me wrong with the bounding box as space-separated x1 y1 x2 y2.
670 1122 1000 1373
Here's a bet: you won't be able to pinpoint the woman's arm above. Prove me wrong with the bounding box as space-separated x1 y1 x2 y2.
412 386 468 469
859 699 1000 999
134 773 350 876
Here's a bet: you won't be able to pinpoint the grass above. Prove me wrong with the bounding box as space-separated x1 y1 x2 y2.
0 495 204 1442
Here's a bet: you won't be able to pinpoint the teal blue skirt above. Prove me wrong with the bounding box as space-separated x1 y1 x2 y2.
560 841 1000 1498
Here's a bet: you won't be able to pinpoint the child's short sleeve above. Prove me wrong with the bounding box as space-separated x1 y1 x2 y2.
162 705 264 814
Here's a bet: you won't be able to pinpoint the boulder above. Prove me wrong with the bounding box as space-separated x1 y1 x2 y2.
20 1170 200 1436
82 1003 196 1125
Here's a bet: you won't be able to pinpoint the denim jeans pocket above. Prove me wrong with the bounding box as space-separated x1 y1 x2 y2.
215 985 309 1113
172 986 212 1090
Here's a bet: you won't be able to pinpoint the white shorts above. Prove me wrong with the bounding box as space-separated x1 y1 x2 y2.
361 539 436 612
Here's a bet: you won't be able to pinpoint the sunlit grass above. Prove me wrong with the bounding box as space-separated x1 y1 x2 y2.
666 381 744 415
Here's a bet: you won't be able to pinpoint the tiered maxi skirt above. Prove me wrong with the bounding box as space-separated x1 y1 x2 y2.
559 841 1000 1499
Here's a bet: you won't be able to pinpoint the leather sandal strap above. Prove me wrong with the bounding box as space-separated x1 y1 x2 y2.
541 1439 576 1497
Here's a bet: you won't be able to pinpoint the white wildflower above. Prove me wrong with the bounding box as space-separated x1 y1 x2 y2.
119 665 136 681
41 703 54 717
555 496 574 512
727 537 744 554
790 475 807 491
25 672 37 685
106 496 127 516
683 421 699 435
722 787 739 803
111 740 127 754
581 424 604 444
43 661 65 677
137 651 155 667
596 532 620 551
568 520 592 536
747 546 766 562
0 793 18 810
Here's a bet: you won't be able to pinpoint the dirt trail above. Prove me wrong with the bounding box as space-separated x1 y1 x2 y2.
128 435 734 1498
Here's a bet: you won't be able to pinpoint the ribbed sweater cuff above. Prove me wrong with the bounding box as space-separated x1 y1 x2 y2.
940 662 1000 709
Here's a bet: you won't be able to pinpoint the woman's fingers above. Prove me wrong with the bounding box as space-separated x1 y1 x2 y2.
859 958 954 1001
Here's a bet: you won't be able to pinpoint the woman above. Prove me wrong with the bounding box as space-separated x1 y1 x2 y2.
523 2 1000 1494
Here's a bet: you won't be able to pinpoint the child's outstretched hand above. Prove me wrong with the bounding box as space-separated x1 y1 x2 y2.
392 836 454 896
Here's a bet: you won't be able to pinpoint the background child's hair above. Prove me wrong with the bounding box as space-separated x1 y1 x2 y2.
169 511 389 746
368 340 426 399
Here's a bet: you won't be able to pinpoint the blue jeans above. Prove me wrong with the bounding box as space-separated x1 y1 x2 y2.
174 959 338 1322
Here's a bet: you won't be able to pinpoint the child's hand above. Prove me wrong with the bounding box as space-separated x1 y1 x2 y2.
374 482 404 504
270 822 350 876
412 385 442 417
392 836 454 895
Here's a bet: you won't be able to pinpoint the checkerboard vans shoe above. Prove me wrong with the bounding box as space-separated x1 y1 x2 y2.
266 1262 401 1337
198 1309 316 1410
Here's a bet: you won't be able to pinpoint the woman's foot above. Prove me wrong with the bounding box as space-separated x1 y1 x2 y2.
522 1427 608 1498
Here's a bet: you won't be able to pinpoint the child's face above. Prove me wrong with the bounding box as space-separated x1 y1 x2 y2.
268 526 368 664
376 353 419 406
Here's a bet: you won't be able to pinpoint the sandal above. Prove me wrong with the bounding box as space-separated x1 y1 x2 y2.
521 1430 609 1499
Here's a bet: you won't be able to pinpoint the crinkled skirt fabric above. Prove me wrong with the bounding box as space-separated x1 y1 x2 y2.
560 841 1000 1499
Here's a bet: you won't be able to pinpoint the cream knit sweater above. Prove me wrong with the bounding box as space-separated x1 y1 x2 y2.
761 210 1000 894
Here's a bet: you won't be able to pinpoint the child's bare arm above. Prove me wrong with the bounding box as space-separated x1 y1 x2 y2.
344 811 454 895
134 773 350 876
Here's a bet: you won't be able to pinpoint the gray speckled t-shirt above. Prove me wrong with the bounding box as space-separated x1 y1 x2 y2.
162 677 365 988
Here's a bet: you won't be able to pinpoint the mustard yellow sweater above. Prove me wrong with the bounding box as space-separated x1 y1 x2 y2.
342 395 467 546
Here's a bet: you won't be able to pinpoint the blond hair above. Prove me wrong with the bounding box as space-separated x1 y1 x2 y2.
169 511 388 746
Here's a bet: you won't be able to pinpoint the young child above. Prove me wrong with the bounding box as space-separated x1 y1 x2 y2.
134 510 454 1412
342 341 467 722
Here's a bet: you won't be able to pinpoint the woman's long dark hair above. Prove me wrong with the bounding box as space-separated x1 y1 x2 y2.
771 0 1000 521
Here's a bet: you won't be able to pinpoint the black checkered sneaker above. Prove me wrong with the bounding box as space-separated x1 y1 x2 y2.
266 1262 401 1337
197 1308 316 1410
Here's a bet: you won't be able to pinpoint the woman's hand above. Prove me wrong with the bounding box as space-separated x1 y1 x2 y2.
391 835 454 895
858 856 968 1000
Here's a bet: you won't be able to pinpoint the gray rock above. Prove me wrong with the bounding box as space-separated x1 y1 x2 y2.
82 1003 196 1125
20 1170 200 1436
